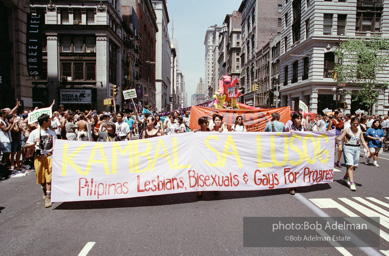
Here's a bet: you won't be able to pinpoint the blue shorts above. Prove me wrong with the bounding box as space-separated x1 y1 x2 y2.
343 145 360 167
0 142 11 153
11 139 22 153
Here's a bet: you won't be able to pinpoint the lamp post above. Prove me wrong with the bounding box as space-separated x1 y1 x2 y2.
331 86 343 111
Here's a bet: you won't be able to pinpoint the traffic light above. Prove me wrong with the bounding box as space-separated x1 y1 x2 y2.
252 83 259 91
113 84 118 97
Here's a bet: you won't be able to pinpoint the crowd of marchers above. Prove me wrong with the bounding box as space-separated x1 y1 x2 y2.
1 99 389 207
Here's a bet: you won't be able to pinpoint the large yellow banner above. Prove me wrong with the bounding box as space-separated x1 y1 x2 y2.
52 131 335 202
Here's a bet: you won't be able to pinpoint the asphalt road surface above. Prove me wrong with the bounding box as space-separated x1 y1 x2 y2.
1 150 389 256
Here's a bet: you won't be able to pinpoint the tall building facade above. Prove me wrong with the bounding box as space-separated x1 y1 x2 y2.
239 0 282 106
279 0 389 115
124 0 158 110
224 11 242 81
0 0 32 109
192 77 207 105
29 0 124 111
204 25 222 100
152 0 171 112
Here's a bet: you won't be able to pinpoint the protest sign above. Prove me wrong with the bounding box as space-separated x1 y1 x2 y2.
52 131 335 202
123 89 137 100
299 100 309 114
28 106 52 124
189 106 290 131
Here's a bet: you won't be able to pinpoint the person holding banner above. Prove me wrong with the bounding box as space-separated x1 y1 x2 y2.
337 117 370 191
285 112 306 195
142 115 162 138
25 114 56 208
231 116 247 132
195 116 211 132
211 114 228 132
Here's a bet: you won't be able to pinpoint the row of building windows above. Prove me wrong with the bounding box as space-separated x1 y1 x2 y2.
61 36 96 53
60 9 95 25
62 62 96 81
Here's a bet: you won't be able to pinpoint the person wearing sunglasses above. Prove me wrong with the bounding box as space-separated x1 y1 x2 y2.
337 117 369 191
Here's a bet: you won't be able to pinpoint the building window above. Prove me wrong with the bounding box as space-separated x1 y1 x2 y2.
74 37 84 52
356 13 381 32
61 9 69 24
73 9 82 25
292 0 301 43
278 4 282 12
86 63 96 80
278 18 282 27
62 37 71 52
324 52 335 78
74 63 83 80
337 14 347 35
307 0 310 7
306 19 310 38
284 66 289 85
285 13 288 27
323 14 333 35
86 37 95 53
292 61 298 83
62 63 71 77
284 36 288 52
303 57 309 80
87 9 95 25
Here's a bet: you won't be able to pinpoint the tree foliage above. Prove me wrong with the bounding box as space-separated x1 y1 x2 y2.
334 37 389 113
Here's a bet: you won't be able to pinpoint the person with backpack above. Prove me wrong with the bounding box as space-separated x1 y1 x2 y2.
264 112 285 132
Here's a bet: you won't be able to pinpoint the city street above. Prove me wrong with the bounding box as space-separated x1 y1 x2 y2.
1 151 388 256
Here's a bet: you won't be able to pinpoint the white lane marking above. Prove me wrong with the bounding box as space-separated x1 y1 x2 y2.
78 242 96 256
381 250 389 256
378 156 389 161
353 197 389 217
367 197 389 209
338 198 389 242
386 197 389 201
295 195 380 256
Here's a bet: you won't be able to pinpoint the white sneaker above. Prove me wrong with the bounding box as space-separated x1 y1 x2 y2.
373 161 379 167
350 183 356 191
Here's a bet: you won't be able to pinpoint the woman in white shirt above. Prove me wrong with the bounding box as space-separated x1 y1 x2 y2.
231 116 246 132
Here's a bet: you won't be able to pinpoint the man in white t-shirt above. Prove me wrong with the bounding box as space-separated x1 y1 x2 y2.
115 112 131 140
25 114 57 208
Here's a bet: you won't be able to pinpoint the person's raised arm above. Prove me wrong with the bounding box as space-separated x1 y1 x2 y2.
9 99 21 115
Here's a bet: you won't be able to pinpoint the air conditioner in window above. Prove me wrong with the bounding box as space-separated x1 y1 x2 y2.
74 19 82 25
67 77 72 81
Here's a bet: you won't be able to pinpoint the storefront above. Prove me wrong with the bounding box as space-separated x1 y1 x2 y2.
60 88 95 111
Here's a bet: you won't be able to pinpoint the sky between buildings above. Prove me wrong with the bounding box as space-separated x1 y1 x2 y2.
166 0 241 104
